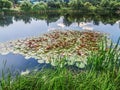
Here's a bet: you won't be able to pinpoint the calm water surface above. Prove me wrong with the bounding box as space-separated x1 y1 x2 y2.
0 13 120 76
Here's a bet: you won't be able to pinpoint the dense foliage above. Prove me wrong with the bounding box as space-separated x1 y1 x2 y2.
32 1 47 11
0 0 13 9
0 0 120 12
0 12 120 27
68 0 83 9
9 0 18 4
20 0 32 11
47 0 61 8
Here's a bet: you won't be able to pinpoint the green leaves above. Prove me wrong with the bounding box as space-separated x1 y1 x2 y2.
20 0 32 11
32 1 48 11
0 0 13 9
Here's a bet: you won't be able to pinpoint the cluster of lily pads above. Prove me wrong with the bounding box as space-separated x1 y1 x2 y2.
0 30 108 68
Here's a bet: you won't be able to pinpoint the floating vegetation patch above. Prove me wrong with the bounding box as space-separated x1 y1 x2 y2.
0 30 111 68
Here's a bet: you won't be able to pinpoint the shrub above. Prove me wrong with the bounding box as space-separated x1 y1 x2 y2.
32 1 47 11
20 0 32 11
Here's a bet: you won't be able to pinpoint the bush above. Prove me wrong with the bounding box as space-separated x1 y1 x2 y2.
0 0 13 9
20 0 32 11
32 1 47 11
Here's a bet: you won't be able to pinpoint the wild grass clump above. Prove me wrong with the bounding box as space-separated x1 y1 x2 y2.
87 37 120 71
1 66 120 90
0 38 120 90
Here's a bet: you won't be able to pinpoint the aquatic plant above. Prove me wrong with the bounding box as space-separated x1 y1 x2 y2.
0 30 113 68
0 37 120 90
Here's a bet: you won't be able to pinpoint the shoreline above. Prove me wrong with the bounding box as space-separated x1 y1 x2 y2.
0 9 120 15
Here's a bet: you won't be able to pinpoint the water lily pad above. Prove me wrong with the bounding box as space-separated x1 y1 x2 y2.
0 30 112 68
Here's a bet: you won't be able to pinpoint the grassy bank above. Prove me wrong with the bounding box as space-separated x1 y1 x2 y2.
1 68 120 90
0 37 120 90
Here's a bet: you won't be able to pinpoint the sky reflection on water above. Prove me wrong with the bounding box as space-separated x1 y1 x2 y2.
0 53 51 77
0 17 120 43
0 14 120 74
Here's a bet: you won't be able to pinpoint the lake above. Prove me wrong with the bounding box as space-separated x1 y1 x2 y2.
0 12 120 76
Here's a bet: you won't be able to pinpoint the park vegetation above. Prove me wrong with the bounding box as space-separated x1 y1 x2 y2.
0 0 120 13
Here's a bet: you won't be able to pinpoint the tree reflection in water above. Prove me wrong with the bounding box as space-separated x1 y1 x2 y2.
0 12 120 27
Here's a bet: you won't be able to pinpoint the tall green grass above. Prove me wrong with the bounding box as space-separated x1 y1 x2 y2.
0 38 120 90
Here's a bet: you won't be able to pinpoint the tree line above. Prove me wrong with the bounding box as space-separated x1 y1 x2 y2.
0 11 120 27
0 0 120 12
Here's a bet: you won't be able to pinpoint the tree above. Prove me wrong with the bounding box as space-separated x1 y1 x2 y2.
0 0 13 9
0 0 4 9
83 2 96 11
4 0 13 9
100 0 109 8
47 0 61 8
20 0 32 11
9 0 18 4
82 0 101 6
32 1 48 11
109 1 120 10
68 0 83 9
